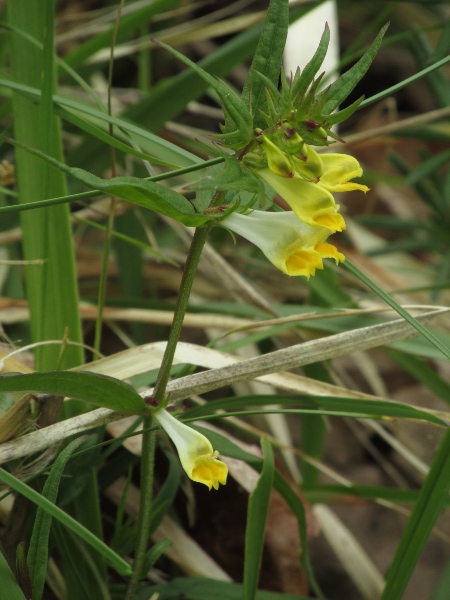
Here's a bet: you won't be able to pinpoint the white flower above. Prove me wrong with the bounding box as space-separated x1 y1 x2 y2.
222 209 344 278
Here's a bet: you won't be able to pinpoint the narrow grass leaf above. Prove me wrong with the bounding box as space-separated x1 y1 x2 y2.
0 551 26 600
196 427 324 599
0 467 131 577
28 437 85 600
0 371 146 414
0 75 203 168
141 540 172 580
64 0 181 68
137 577 310 600
359 54 450 110
381 428 450 600
405 148 450 185
344 259 450 361
149 451 181 536
52 524 111 600
183 394 446 427
389 350 450 405
244 437 274 600
431 558 450 600
301 483 450 509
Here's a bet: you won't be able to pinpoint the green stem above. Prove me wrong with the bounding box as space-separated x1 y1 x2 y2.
124 415 156 600
152 224 213 402
125 223 212 599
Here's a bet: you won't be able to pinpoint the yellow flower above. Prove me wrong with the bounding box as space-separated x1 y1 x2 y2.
257 148 368 233
222 209 344 279
155 409 228 490
258 167 346 233
318 154 370 193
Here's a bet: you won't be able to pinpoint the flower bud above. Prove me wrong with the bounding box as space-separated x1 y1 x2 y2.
292 143 324 182
254 129 294 178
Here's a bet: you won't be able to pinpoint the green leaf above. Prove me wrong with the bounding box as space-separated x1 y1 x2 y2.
0 467 131 577
28 437 85 600
291 24 330 97
359 53 450 110
57 106 179 168
0 371 146 414
0 551 26 600
140 540 172 580
153 39 253 148
244 437 274 600
5 137 209 227
193 426 324 599
344 259 450 361
326 95 364 126
381 428 450 600
318 24 389 113
242 0 289 129
183 394 446 427
149 450 181 536
389 351 450 406
191 155 262 204
134 577 310 600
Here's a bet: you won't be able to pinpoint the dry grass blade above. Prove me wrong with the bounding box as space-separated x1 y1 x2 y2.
0 308 445 465
164 308 447 401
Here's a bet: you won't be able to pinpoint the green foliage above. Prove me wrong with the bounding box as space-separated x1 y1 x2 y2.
28 438 85 600
1 1 450 599
241 0 289 130
132 578 309 600
0 371 147 414
0 550 26 600
153 40 254 149
381 429 450 599
0 467 131 577
244 438 274 600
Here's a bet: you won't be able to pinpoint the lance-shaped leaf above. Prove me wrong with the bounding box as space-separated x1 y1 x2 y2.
242 0 289 129
5 137 210 226
317 23 389 114
153 39 253 149
291 24 330 97
0 371 147 414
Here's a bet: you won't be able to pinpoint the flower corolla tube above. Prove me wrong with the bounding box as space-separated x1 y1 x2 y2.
222 209 344 279
255 136 369 233
155 409 228 490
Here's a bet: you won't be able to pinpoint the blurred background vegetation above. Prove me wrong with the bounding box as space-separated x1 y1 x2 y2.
0 1 449 599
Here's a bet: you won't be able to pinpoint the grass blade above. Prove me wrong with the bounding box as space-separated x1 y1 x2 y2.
243 437 274 600
0 466 131 577
0 551 26 600
381 428 450 599
28 437 85 600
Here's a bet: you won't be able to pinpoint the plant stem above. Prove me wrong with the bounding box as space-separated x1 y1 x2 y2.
124 415 156 600
152 223 213 403
125 223 212 599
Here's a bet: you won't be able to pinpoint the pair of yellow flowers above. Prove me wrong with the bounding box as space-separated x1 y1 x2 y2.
155 142 368 490
223 137 369 279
